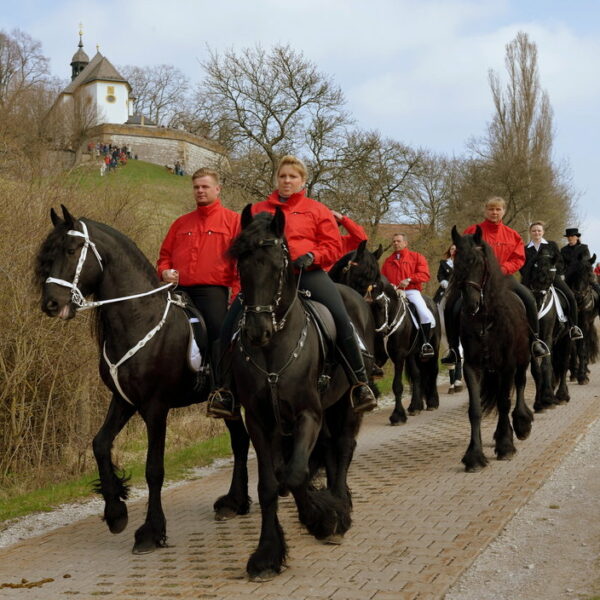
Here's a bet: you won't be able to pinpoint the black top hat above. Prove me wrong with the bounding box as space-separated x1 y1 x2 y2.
564 227 581 237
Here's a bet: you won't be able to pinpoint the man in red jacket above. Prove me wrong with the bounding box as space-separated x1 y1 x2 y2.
381 233 436 358
442 196 549 365
157 168 240 402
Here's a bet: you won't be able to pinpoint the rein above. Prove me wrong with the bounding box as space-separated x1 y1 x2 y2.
238 235 312 436
46 220 180 406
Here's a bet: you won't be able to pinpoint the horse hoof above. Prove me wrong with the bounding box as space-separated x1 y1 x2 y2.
322 534 344 545
132 540 159 554
578 379 589 385
215 506 239 521
249 570 279 583
426 405 438 411
407 409 421 416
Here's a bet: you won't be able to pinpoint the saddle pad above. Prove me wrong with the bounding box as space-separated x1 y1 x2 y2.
302 298 336 348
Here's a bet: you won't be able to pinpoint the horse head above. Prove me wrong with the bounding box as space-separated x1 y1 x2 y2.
451 225 489 316
330 240 384 303
525 249 558 298
36 205 105 320
567 252 597 301
231 206 293 346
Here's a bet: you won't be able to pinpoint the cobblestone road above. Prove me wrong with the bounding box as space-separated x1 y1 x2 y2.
1 369 598 600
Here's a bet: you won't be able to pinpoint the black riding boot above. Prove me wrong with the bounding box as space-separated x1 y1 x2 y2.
441 295 460 365
453 358 463 390
206 341 240 420
338 335 377 413
419 323 435 359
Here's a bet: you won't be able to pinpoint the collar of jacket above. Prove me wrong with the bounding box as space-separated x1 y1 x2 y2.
195 199 222 217
527 238 548 248
266 189 307 208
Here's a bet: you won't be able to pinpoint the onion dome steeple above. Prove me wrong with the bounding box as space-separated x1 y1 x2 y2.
70 25 89 80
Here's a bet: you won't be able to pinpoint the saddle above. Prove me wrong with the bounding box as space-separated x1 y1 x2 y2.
173 292 209 373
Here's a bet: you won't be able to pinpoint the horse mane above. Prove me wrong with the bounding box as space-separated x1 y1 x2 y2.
328 250 357 281
329 244 382 296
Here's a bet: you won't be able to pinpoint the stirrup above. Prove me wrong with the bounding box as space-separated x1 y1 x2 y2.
207 389 241 420
440 348 457 365
420 342 435 359
531 339 551 359
349 383 377 413
569 326 583 340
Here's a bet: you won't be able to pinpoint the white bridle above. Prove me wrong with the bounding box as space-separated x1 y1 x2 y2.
45 221 180 405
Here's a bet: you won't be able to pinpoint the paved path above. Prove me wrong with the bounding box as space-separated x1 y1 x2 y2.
1 369 599 600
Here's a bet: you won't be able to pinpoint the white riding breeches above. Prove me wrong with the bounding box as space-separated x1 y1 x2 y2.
405 289 436 326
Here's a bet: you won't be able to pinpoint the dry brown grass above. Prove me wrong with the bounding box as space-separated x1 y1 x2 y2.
0 173 224 494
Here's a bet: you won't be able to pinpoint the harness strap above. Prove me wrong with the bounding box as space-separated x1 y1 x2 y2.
103 292 179 405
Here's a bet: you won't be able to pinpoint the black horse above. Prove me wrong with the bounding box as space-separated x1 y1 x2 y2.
34 206 251 553
521 249 571 410
565 253 599 384
451 226 534 471
229 207 375 581
330 241 440 425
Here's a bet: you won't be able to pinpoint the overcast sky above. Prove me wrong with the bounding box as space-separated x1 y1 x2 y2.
3 0 599 252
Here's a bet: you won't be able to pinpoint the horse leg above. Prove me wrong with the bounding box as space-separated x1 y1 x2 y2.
407 354 424 415
512 363 534 441
578 337 590 384
422 351 440 410
285 408 321 488
133 402 169 554
554 335 571 404
245 418 286 581
92 396 136 534
530 356 544 412
214 418 252 520
461 364 488 472
389 360 407 425
494 377 516 460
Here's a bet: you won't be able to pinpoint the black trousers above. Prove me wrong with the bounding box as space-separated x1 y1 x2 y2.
553 276 579 326
177 284 229 344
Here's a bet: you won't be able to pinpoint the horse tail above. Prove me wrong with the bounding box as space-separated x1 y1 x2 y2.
480 371 502 415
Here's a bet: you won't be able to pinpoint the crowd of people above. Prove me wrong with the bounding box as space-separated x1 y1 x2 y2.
94 143 133 176
156 156 599 415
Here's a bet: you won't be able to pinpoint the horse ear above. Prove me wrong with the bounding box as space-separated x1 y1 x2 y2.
50 208 63 227
591 254 597 264
451 225 460 245
356 239 367 260
373 244 384 260
272 207 285 237
473 225 483 245
61 205 75 229
241 204 253 229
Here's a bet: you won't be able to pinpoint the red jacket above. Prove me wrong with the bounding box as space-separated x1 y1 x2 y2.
157 200 240 295
252 190 342 271
464 220 525 275
338 215 368 255
381 248 430 291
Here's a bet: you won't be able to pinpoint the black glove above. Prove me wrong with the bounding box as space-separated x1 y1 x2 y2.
293 252 314 269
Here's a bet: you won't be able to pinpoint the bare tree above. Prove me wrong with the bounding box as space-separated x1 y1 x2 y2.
193 44 350 198
320 130 422 237
462 31 573 235
120 64 189 126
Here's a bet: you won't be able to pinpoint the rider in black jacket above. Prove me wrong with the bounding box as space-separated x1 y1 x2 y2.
520 222 582 340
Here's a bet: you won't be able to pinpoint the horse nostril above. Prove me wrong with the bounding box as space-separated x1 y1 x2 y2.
46 300 58 311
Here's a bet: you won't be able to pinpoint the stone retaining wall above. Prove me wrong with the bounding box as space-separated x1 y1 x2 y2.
86 124 228 174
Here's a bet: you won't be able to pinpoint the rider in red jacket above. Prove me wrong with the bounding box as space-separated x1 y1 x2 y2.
331 210 368 256
208 155 377 419
381 234 436 358
157 167 240 349
442 197 549 365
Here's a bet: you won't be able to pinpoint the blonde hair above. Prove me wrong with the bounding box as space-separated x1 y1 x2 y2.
192 167 220 185
277 155 308 181
485 196 506 209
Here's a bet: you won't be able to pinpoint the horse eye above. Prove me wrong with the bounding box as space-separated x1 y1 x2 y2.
67 248 76 255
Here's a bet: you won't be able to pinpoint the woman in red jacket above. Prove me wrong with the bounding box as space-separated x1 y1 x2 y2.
208 155 377 418
442 196 549 365
331 210 368 256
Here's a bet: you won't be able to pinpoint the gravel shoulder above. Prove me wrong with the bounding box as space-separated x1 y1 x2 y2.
445 412 600 600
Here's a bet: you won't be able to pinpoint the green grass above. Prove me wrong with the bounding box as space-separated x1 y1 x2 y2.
0 433 232 523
